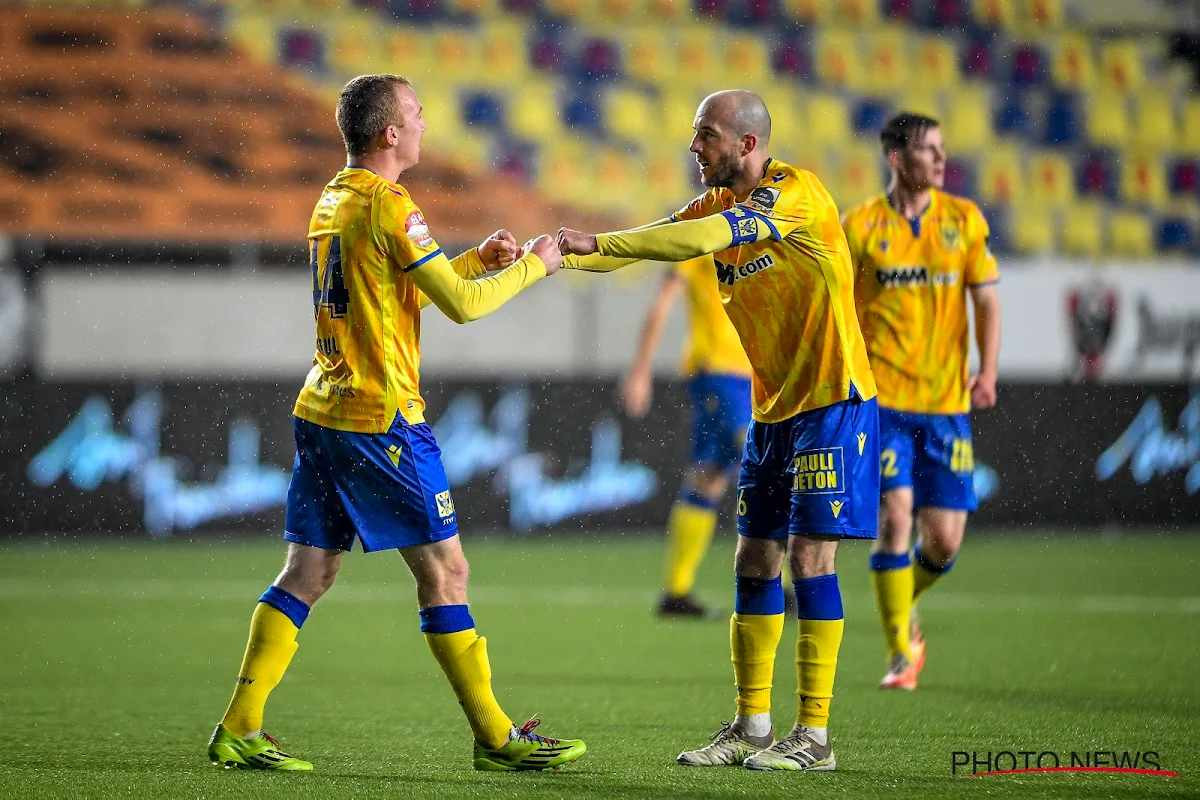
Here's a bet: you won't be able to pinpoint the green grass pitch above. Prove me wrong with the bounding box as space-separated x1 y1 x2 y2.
1 531 1198 799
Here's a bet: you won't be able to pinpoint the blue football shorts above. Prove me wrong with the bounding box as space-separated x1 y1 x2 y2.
737 394 880 540
879 407 978 512
284 411 459 553
687 371 753 472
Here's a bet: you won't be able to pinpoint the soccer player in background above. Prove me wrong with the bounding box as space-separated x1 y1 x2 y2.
558 89 878 772
207 74 586 772
841 112 1001 691
622 255 752 618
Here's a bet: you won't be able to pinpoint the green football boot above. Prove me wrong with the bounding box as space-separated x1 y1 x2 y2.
473 716 587 771
207 724 313 771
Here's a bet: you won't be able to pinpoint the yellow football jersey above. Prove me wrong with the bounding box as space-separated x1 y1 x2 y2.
673 256 752 379
294 167 445 434
843 189 1000 415
671 158 877 423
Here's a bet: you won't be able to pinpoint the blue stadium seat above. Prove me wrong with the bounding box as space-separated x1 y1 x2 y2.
853 99 891 134
994 98 1031 137
563 93 604 132
462 91 504 127
1043 93 1080 145
1157 218 1193 252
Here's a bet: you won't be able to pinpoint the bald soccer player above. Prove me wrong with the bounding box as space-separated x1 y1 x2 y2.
557 90 879 773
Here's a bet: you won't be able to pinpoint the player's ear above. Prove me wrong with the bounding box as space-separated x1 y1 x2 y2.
741 133 756 157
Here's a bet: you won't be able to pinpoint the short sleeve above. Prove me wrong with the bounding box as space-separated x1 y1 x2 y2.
377 187 443 272
671 191 721 222
964 203 999 286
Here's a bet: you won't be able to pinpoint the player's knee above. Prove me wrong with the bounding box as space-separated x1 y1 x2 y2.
734 537 783 578
684 466 729 502
879 507 913 551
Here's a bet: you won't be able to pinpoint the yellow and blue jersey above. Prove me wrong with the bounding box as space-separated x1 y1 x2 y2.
843 189 999 415
673 255 753 379
295 167 444 434
671 158 877 424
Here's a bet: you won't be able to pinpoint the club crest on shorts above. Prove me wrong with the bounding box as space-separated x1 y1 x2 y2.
435 490 455 519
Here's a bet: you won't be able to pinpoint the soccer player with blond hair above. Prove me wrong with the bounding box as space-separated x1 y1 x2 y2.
206 74 585 773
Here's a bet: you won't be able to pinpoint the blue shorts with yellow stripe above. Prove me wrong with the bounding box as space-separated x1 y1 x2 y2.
687 372 752 472
879 408 978 512
284 412 459 553
736 394 880 540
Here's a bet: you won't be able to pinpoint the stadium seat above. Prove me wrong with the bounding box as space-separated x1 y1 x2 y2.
1099 40 1144 92
648 0 687 21
760 86 801 144
914 36 960 90
595 0 637 24
836 143 884 208
621 28 669 83
978 143 1023 205
896 86 941 120
781 0 826 24
477 21 531 88
507 77 564 142
1019 0 1063 31
563 92 604 131
1050 31 1094 90
1131 90 1178 152
972 0 1015 29
1060 201 1103 257
383 26 433 81
1179 98 1200 154
814 29 861 90
943 156 976 196
853 98 890 134
326 14 383 76
1085 91 1130 148
544 0 589 18
723 35 771 86
932 0 969 28
587 147 642 212
673 26 722 91
1121 150 1168 209
1170 158 1199 194
605 86 655 142
943 85 993 154
1157 217 1194 253
1108 209 1153 257
884 0 917 21
536 138 589 205
1078 151 1116 197
961 37 993 77
431 27 480 82
804 92 854 148
1010 43 1047 85
774 38 808 77
443 0 501 16
1010 206 1055 254
1043 93 1080 145
831 0 879 26
579 37 620 82
462 91 504 127
1028 150 1074 208
644 148 692 211
995 98 1032 137
862 27 908 95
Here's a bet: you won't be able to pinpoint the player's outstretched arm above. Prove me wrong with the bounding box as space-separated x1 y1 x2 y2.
623 271 684 418
410 235 562 324
967 283 1001 409
559 212 757 265
420 230 519 310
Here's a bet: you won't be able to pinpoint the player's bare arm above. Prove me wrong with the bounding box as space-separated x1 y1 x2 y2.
967 283 1001 409
623 272 684 418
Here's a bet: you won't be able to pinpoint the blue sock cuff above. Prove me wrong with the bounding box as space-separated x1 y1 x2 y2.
869 551 912 572
680 491 719 511
259 586 310 629
734 574 785 616
914 546 955 575
419 604 475 634
793 574 844 621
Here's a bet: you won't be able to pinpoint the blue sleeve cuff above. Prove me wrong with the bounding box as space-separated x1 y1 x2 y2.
404 248 443 272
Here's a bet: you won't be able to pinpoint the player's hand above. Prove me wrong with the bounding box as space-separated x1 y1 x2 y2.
622 369 653 419
524 234 564 275
478 229 519 271
557 228 598 256
967 370 998 409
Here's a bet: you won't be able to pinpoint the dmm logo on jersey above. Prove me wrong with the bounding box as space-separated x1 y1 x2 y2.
715 253 776 286
876 266 928 288
790 447 845 494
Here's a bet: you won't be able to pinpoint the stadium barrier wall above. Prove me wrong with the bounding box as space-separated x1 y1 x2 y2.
3 378 1196 536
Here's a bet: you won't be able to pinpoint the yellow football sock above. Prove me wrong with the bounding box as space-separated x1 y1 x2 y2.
221 602 300 737
730 612 785 716
796 619 844 728
870 564 914 660
426 628 513 749
663 500 718 597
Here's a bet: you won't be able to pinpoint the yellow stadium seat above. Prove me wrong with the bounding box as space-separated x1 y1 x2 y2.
1050 32 1094 89
1061 202 1103 258
648 0 686 22
419 81 467 141
622 28 669 83
536 138 589 205
1019 0 1063 30
862 27 908 95
760 86 802 148
544 0 589 18
383 26 432 77
476 21 529 88
674 26 722 90
831 0 878 25
443 0 500 16
1181 98 1200 154
644 149 692 210
913 36 960 90
896 86 941 120
724 35 771 87
1132 90 1178 151
226 11 275 64
943 85 992 154
597 0 637 23
978 144 1023 206
300 0 349 16
804 93 853 148
588 148 643 212
430 27 480 82
835 144 883 209
782 0 827 24
660 86 707 143
1011 207 1055 254
972 0 1015 29
1122 150 1168 210
606 86 656 142
1027 151 1074 208
508 78 564 143
1086 91 1130 148
326 14 383 75
1108 210 1153 257
1100 41 1144 92
814 29 861 90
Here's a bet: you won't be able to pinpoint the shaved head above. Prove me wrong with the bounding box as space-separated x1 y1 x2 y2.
690 89 773 191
